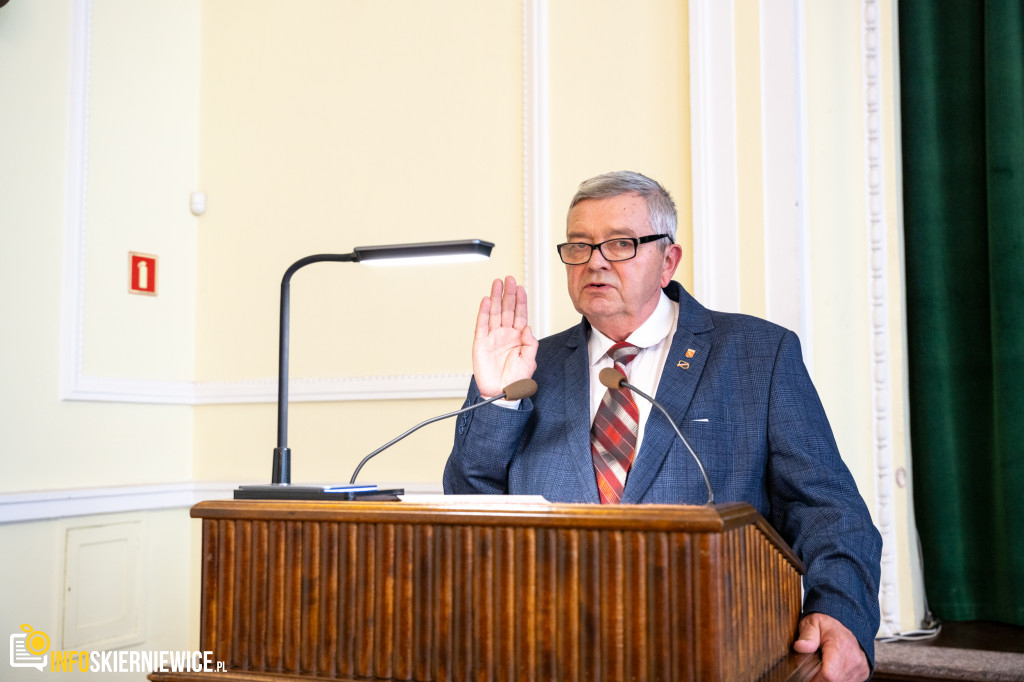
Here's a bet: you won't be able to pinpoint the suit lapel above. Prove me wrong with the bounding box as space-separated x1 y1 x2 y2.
621 285 714 503
561 325 601 501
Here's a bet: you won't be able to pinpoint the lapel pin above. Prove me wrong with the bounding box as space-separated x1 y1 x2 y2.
686 348 696 358
677 360 690 369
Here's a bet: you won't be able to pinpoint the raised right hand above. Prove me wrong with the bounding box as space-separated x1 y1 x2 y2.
472 276 539 397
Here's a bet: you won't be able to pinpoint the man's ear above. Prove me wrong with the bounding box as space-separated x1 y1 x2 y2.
660 243 684 286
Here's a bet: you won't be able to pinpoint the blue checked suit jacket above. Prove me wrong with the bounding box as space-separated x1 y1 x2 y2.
443 281 882 665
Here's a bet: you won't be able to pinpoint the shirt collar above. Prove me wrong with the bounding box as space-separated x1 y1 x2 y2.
588 290 675 366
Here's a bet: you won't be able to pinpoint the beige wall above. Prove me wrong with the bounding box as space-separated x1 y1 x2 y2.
193 0 524 484
733 0 768 319
81 0 200 383
1 0 199 493
546 0 693 335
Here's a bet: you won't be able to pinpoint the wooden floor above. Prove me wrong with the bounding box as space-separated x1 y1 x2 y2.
873 621 1024 682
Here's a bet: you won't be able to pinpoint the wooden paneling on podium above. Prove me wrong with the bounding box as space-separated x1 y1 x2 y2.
150 500 817 682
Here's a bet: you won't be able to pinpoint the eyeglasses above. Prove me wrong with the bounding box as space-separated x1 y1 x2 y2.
556 234 671 265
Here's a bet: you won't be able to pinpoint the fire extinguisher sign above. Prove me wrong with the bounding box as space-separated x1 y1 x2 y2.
129 252 158 296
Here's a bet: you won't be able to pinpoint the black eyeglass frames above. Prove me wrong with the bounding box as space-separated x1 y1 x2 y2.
555 234 671 265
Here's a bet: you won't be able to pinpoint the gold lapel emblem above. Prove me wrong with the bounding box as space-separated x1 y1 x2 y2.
677 360 690 369
686 348 696 358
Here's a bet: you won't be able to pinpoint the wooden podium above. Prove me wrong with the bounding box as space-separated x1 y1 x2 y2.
150 499 818 682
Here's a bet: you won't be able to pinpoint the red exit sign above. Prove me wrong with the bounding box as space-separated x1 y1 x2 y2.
129 252 158 295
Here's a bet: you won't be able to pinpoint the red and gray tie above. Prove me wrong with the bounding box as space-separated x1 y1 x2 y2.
591 342 641 504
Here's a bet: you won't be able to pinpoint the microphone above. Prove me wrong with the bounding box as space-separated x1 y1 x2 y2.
599 368 714 505
349 378 538 483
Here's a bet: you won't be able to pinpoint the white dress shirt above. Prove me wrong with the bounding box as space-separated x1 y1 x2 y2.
586 291 679 460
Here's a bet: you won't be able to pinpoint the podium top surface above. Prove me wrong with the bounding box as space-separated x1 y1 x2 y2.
192 499 804 572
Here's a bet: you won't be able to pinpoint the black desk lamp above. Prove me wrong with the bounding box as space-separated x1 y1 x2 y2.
235 239 494 500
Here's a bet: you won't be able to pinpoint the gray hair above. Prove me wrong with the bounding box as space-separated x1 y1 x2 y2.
568 171 678 242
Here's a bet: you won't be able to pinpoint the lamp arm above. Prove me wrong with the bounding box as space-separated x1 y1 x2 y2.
273 253 358 484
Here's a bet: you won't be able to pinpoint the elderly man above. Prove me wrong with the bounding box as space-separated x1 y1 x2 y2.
443 171 881 681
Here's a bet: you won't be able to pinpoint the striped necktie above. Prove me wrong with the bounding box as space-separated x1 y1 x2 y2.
591 342 642 504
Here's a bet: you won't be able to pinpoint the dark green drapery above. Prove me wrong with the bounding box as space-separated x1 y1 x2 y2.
899 0 1024 624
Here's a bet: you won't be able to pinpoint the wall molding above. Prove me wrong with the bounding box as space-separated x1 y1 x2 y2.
759 0 814 361
63 373 473 405
689 0 741 313
192 373 471 404
692 0 815 344
60 0 541 406
60 0 93 403
523 0 551 339
0 482 235 524
861 0 901 637
0 481 446 525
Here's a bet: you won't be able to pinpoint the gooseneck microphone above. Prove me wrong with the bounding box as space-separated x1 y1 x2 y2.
349 378 538 484
599 368 715 505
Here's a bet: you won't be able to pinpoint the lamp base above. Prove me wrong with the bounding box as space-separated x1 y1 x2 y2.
234 484 403 501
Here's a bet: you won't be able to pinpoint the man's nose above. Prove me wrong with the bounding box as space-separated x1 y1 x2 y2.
588 246 612 268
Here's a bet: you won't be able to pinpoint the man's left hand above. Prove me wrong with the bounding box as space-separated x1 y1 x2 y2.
793 612 870 682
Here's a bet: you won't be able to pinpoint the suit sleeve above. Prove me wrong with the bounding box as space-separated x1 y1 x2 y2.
764 330 883 667
442 376 534 494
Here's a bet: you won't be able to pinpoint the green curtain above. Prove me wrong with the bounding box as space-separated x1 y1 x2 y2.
899 0 1024 625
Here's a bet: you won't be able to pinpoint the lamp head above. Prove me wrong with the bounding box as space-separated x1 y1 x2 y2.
354 239 494 266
